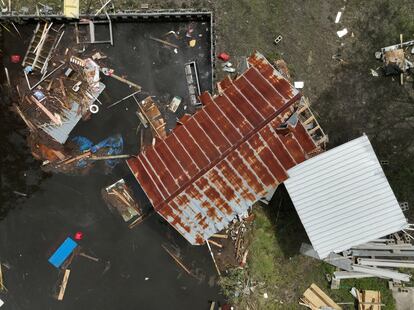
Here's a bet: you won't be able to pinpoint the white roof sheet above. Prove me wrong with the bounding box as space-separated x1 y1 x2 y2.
284 135 408 259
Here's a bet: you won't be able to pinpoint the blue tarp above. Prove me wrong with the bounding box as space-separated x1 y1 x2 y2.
48 237 78 268
71 134 124 168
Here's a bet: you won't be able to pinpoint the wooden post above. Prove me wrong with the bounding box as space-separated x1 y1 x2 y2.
211 233 228 239
207 239 223 249
149 36 179 49
0 263 5 292
206 241 221 276
162 245 191 275
57 269 71 301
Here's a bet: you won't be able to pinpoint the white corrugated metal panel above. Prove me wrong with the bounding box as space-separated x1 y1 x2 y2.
284 135 408 259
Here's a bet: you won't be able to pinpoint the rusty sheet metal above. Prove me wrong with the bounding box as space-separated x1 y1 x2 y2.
127 51 319 245
138 96 167 139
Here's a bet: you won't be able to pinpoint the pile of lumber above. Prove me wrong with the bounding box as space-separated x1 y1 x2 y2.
300 283 342 310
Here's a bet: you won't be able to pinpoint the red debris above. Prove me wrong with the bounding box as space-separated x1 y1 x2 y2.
218 52 230 61
10 54 21 63
74 232 84 240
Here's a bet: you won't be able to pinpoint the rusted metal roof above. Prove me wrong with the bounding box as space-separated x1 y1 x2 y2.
127 51 320 245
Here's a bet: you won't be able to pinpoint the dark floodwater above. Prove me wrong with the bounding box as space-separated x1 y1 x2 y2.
0 18 223 309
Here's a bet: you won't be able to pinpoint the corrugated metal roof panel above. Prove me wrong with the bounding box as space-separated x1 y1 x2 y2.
284 135 408 259
128 51 320 244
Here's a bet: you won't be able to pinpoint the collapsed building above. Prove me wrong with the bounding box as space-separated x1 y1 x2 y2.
127 51 412 284
127 51 327 244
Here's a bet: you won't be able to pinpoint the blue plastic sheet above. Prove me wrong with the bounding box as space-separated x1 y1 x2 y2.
48 237 78 268
71 134 123 168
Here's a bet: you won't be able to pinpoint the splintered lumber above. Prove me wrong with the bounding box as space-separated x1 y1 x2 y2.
109 189 131 207
14 104 36 131
57 269 71 301
206 241 221 276
107 90 141 108
30 96 62 125
60 151 92 165
101 68 141 90
162 245 191 275
211 233 228 239
302 283 342 310
79 252 99 262
149 36 179 49
207 239 223 249
0 262 6 292
88 154 131 161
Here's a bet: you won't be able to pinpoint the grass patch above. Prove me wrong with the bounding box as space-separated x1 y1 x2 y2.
219 187 397 309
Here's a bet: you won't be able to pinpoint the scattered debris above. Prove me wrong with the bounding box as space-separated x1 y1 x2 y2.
300 283 342 310
74 232 84 240
294 81 304 89
135 96 167 139
168 96 182 113
370 68 379 77
184 61 201 106
335 11 342 24
337 28 348 38
223 66 236 73
375 34 414 83
102 179 150 227
274 35 283 45
13 190 27 197
189 39 196 47
218 52 230 61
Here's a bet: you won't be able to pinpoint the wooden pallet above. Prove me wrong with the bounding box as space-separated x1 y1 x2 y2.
301 283 342 310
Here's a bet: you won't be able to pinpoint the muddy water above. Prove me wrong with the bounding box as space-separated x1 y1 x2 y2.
0 18 222 309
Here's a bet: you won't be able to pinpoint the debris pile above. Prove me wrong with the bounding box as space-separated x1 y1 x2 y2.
375 35 414 84
102 179 151 228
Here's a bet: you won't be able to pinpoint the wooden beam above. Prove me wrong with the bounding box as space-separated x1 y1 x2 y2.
149 36 179 49
30 96 62 125
57 269 70 301
207 239 223 249
211 233 228 239
162 245 191 275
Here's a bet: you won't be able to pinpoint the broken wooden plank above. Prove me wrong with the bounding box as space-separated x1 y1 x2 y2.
211 233 228 239
57 269 70 301
206 241 221 276
0 262 6 292
302 283 342 310
161 245 191 275
79 252 99 262
30 95 62 125
14 104 36 131
149 36 179 49
207 239 222 249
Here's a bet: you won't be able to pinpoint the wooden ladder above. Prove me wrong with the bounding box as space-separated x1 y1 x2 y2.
22 22 62 74
297 97 328 148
